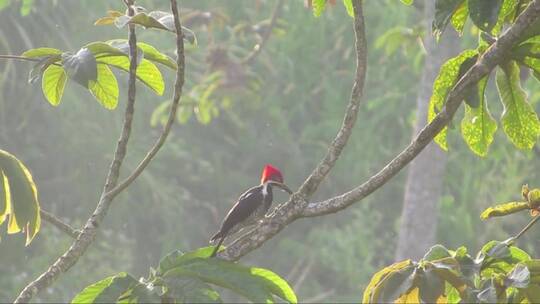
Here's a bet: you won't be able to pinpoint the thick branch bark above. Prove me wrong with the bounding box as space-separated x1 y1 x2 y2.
303 0 540 217
13 0 186 301
219 0 367 260
220 0 540 261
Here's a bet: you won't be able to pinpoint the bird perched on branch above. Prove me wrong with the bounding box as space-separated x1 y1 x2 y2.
210 164 293 257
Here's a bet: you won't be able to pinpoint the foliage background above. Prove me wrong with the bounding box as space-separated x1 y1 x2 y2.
1 0 540 302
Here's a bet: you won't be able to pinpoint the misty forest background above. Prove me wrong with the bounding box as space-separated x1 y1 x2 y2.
1 0 540 302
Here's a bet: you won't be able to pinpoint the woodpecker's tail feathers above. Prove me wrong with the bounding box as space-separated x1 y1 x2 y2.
210 236 226 258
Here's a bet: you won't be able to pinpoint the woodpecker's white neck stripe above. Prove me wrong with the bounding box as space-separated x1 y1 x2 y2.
262 182 269 196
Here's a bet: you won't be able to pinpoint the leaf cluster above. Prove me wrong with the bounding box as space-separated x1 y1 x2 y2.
71 246 297 304
363 242 540 303
428 0 540 156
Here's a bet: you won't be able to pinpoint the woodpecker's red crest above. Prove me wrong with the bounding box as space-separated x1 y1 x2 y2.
261 164 284 184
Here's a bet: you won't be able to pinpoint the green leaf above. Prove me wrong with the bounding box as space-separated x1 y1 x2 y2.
250 267 297 304
28 55 62 84
496 62 540 150
89 64 119 110
20 0 32 15
450 2 468 35
137 42 177 69
0 150 40 245
378 267 416 303
432 0 465 38
492 0 520 35
428 49 477 150
84 42 127 57
312 0 326 17
41 65 67 106
62 48 98 88
21 47 62 58
418 269 445 303
177 105 193 124
400 0 413 5
460 77 498 157
164 275 222 303
480 201 529 219
363 260 413 303
468 0 503 32
164 258 292 303
104 39 177 70
158 246 216 276
97 56 164 95
343 0 353 17
423 245 451 261
0 0 10 11
71 272 138 303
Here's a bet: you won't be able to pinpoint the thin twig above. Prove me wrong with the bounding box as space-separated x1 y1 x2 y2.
241 0 283 66
0 55 41 62
514 215 540 240
105 0 185 200
40 209 80 239
14 0 140 302
220 0 540 261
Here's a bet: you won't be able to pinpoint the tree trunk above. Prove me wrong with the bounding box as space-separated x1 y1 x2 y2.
395 1 460 261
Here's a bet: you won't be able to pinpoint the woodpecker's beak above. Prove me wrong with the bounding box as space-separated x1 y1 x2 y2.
268 181 293 195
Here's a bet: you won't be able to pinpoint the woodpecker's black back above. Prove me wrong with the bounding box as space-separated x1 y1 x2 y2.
210 183 274 256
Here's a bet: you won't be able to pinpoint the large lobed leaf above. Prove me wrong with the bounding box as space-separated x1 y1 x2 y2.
467 0 503 32
71 272 139 303
496 61 540 150
460 76 497 157
427 49 477 151
0 150 40 245
159 248 296 303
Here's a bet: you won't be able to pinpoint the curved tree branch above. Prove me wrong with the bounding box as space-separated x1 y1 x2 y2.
14 1 142 301
302 0 540 217
220 0 540 261
241 0 283 66
40 209 80 239
219 0 367 260
104 2 185 199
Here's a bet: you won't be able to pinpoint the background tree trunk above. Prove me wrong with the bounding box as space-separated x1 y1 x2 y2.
395 1 460 261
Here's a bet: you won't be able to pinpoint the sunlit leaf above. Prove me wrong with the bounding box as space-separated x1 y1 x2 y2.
496 62 540 150
343 0 353 17
432 0 465 38
460 78 497 157
395 287 420 303
158 246 216 276
89 64 119 109
312 0 326 17
164 258 296 303
468 0 503 32
71 272 138 303
97 56 164 95
400 0 413 5
428 49 477 150
20 0 32 15
0 150 40 245
480 202 529 219
164 275 222 303
21 47 62 58
362 260 413 303
423 245 451 261
41 65 67 106
450 2 468 35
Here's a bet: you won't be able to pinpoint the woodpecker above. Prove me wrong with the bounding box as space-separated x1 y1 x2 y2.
209 164 293 257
